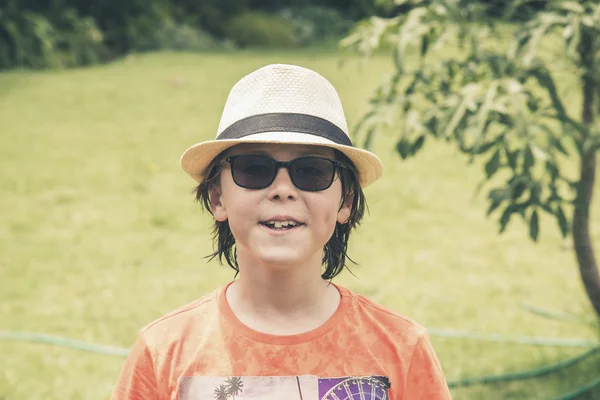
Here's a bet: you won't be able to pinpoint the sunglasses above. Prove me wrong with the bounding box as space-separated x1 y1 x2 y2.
223 154 347 192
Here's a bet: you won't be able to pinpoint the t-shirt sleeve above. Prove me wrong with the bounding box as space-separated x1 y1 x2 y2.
404 331 452 400
110 331 159 400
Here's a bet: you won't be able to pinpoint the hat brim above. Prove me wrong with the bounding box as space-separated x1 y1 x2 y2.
180 132 383 188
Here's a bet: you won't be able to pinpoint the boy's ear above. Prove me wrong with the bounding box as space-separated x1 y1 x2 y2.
337 193 353 224
209 185 228 222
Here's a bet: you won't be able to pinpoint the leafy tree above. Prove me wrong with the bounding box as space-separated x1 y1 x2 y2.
343 0 600 319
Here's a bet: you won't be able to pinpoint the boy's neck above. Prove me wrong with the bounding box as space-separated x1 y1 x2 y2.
225 252 341 335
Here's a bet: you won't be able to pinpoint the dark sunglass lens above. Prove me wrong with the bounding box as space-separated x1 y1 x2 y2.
232 156 275 189
291 158 335 191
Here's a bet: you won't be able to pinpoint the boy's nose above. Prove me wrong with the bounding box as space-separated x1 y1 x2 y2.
267 167 298 200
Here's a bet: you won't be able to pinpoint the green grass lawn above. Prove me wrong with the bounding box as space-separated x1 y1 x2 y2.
1 49 600 399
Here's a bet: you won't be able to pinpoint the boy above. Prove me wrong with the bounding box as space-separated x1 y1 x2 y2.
111 64 452 399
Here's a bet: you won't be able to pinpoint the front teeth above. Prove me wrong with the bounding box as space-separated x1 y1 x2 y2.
266 221 298 228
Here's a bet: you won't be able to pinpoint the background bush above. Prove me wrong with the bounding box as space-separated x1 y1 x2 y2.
225 11 296 48
0 7 107 69
279 6 353 46
171 0 249 39
51 9 108 67
154 23 223 52
67 0 172 53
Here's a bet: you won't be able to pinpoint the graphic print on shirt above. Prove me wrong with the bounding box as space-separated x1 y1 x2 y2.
179 375 391 400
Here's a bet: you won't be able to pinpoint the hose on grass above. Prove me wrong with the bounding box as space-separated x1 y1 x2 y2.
447 346 600 388
427 328 599 348
546 376 600 400
520 302 599 328
0 331 130 357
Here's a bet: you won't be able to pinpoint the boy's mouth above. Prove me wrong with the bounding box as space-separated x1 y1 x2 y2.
259 220 304 230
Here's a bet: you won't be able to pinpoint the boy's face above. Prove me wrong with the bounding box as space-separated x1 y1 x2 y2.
210 143 352 271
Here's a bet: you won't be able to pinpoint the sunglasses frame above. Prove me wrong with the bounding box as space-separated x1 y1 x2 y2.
223 154 347 192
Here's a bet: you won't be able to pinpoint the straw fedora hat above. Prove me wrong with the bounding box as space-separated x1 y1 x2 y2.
180 64 383 187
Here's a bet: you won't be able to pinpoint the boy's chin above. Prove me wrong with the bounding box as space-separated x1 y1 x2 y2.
259 255 306 269
254 249 315 270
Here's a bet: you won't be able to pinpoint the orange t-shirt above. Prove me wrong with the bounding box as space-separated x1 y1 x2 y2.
111 283 452 400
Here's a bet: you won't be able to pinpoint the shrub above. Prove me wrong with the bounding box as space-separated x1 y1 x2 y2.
154 22 221 51
171 0 250 39
248 0 375 21
224 12 296 48
0 11 54 69
279 6 353 46
83 0 172 53
53 9 108 67
0 8 107 69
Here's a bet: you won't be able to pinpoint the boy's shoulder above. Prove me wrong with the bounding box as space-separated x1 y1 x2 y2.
140 286 221 335
339 285 429 337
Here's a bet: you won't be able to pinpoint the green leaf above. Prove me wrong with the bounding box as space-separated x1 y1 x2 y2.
487 185 514 217
353 110 376 141
363 127 376 150
487 200 502 216
442 94 471 139
471 137 501 155
506 148 519 171
559 1 585 14
512 180 528 200
529 68 569 124
582 15 594 27
565 18 582 61
487 54 507 78
512 30 532 60
552 137 570 156
411 135 426 153
531 144 549 161
393 43 404 75
504 0 532 19
529 209 539 241
396 137 411 159
526 95 540 112
485 149 501 178
489 187 512 203
555 206 569 237
530 182 542 204
424 115 438 134
539 202 553 214
523 145 535 171
563 23 573 41
499 204 517 233
545 160 559 179
404 74 419 96
474 81 499 142
420 33 429 57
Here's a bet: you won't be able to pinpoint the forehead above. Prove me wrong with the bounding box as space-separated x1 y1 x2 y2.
224 143 335 159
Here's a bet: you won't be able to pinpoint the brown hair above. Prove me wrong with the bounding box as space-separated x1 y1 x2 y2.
195 148 367 279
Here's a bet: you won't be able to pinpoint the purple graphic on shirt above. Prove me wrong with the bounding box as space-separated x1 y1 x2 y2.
318 376 390 400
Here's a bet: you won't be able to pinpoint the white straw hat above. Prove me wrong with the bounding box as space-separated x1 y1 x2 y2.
180 64 383 187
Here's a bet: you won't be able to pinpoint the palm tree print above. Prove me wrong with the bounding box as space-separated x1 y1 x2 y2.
213 384 228 400
225 376 244 399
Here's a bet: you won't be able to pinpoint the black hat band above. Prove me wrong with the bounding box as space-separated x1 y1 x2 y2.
217 113 353 147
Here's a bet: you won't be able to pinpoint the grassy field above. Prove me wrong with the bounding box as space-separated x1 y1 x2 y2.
1 49 600 399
